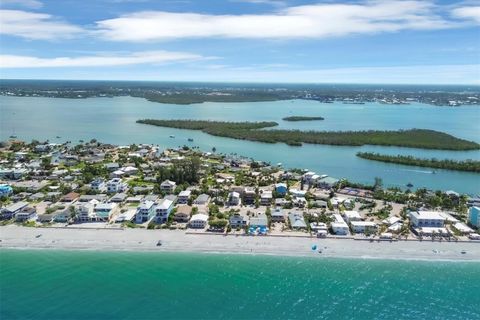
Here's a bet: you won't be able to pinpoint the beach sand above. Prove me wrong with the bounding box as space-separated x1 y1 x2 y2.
1 225 479 261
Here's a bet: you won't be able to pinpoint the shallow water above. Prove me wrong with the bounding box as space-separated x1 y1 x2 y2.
1 249 479 320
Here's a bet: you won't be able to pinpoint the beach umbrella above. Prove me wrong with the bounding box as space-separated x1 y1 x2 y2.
311 245 317 250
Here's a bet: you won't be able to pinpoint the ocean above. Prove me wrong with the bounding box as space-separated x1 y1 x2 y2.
0 95 479 194
1 249 479 320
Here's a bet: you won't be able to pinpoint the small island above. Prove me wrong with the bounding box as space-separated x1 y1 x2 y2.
136 119 480 150
356 152 480 173
282 116 324 122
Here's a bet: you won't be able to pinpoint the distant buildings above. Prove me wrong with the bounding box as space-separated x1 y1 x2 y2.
0 184 13 197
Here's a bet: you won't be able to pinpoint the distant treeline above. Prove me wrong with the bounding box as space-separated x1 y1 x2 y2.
136 119 480 150
357 152 480 172
282 116 324 121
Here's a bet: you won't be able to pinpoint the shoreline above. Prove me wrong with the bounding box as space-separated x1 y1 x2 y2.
1 226 479 262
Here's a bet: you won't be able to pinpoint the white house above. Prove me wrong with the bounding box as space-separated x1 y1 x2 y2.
350 221 378 234
90 179 106 192
288 211 307 230
135 200 156 223
93 203 117 222
229 213 249 228
260 191 273 206
409 211 445 228
15 206 37 222
189 213 209 229
107 178 127 193
155 199 174 223
228 191 241 206
331 214 349 235
160 180 176 193
343 210 362 223
177 190 192 204
271 208 285 222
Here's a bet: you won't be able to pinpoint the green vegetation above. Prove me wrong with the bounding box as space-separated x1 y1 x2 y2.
137 119 480 150
282 116 324 121
357 152 480 173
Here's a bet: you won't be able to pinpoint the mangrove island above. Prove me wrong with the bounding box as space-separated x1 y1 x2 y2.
282 116 325 121
136 119 480 150
356 152 480 173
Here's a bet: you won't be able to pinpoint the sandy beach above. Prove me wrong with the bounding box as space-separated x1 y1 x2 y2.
1 225 479 261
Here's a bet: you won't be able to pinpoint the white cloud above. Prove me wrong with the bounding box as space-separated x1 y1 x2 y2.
0 9 83 40
452 6 480 23
0 51 207 68
229 0 286 7
0 0 43 9
95 1 453 42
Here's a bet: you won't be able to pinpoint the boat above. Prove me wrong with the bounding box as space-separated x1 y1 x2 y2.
169 135 175 138
406 183 414 188
56 136 61 139
187 138 194 142
9 135 17 139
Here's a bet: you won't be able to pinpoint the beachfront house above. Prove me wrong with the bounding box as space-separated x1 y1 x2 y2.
177 190 192 204
1 201 29 220
274 183 288 196
174 205 192 222
408 211 446 228
271 208 286 222
160 180 176 193
53 210 72 223
189 213 209 229
288 211 307 230
135 200 156 223
75 202 96 222
229 213 249 228
93 203 118 222
14 206 37 222
155 199 174 223
469 206 480 227
331 214 349 235
350 221 378 234
250 213 268 228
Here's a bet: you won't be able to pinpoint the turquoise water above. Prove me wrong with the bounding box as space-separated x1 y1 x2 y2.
1 96 479 194
0 250 479 320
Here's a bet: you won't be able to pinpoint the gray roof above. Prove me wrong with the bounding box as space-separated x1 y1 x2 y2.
3 201 29 213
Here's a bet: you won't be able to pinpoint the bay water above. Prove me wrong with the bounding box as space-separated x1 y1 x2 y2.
1 95 479 194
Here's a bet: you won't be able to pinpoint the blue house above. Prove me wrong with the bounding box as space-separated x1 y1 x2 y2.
275 183 288 196
0 184 13 197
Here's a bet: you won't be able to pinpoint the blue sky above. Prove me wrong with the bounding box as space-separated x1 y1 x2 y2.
0 0 479 84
